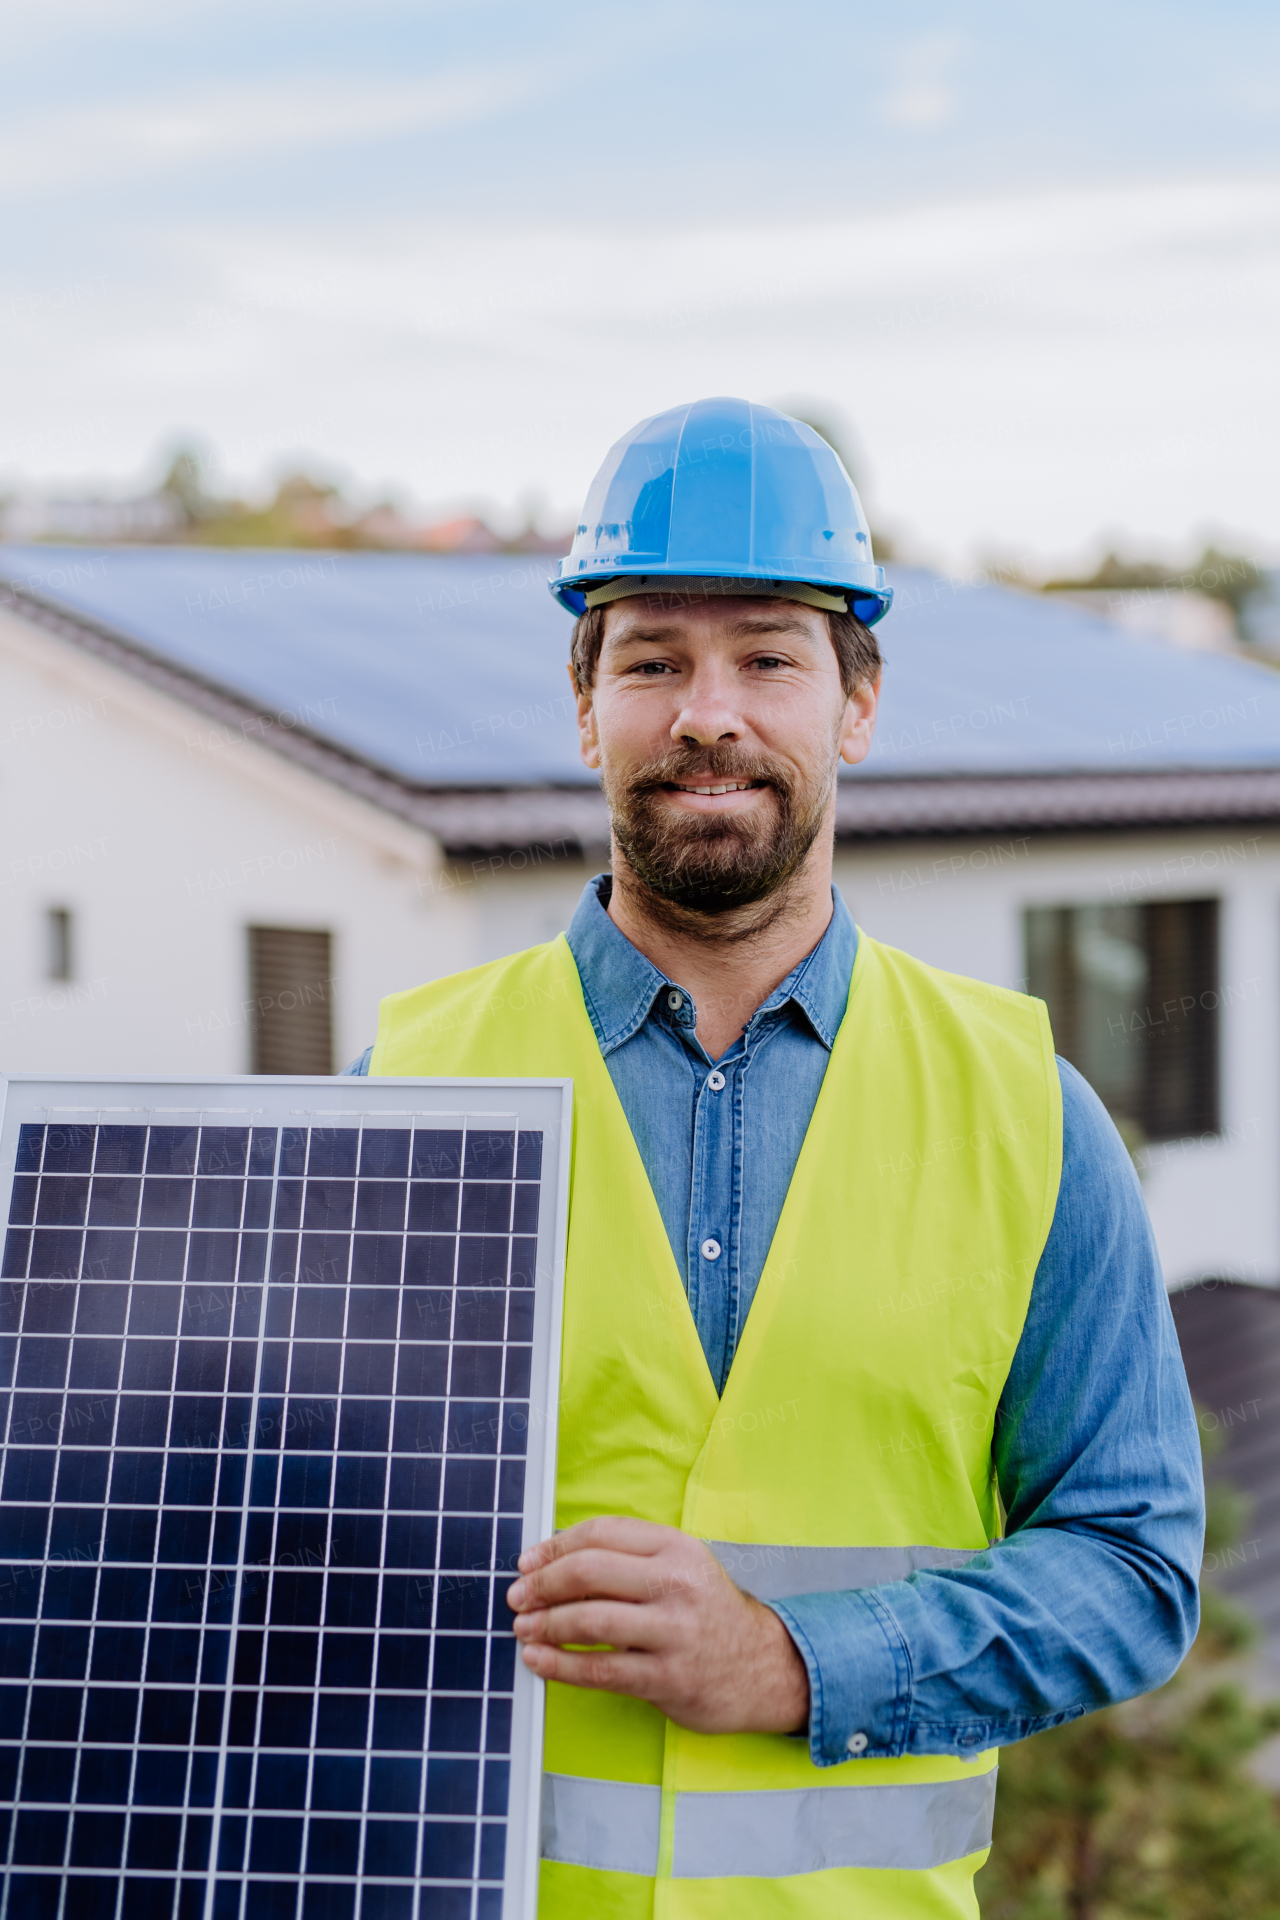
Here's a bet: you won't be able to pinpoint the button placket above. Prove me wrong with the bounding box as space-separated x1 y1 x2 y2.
681 1005 745 1390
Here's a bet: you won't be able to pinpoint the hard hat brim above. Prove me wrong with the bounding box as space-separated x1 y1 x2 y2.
550 565 893 626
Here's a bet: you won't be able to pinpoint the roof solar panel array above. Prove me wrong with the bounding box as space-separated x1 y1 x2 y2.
0 1077 569 1920
6 546 1280 784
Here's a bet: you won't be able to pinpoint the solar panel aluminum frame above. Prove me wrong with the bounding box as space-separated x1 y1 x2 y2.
0 1073 573 1920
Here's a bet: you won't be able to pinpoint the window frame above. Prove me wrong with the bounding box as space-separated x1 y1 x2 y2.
1024 895 1219 1145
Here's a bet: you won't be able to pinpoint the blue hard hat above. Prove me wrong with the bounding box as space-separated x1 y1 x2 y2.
550 396 892 625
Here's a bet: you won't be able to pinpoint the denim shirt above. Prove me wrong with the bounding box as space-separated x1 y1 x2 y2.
346 878 1204 1766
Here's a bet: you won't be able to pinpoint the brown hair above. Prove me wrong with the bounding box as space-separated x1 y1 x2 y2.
569 601 882 699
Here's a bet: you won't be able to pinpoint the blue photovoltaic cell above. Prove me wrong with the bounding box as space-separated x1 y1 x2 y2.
0 1117 547 1920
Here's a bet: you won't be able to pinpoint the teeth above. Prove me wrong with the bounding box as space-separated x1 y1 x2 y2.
685 782 749 795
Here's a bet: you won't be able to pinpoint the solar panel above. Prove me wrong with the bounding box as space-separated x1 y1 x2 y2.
0 1075 571 1920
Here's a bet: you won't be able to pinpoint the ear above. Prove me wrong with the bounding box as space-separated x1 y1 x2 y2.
569 660 602 770
839 672 880 767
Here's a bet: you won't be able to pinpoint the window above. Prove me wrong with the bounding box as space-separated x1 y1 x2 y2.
1024 898 1218 1144
46 907 73 981
247 926 335 1074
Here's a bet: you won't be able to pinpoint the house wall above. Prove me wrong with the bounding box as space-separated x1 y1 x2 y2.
0 607 485 1078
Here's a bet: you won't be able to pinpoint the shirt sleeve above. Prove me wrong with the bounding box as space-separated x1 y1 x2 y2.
770 1058 1205 1766
339 1046 373 1077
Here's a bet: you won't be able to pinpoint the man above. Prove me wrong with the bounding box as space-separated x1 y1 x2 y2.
348 399 1203 1916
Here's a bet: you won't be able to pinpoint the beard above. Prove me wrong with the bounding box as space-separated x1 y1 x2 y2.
602 740 835 919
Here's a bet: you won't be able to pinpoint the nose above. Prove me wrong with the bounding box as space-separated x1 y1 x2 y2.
669 663 743 748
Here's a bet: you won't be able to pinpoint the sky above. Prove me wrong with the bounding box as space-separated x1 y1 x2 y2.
3 0 1280 569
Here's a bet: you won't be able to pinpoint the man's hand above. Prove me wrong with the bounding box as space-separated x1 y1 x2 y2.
505 1515 810 1736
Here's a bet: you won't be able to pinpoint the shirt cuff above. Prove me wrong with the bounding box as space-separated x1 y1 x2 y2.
768 1587 913 1766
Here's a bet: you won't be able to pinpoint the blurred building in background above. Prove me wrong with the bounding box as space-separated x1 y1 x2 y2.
0 452 572 558
4 545 1280 1298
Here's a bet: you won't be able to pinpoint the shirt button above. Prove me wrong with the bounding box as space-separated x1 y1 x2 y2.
846 1732 869 1755
706 1071 726 1092
667 990 684 1010
700 1238 722 1261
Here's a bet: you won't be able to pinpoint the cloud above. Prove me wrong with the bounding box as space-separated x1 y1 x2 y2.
881 82 958 132
0 66 541 198
880 33 963 133
1 0 463 50
2 175 1280 565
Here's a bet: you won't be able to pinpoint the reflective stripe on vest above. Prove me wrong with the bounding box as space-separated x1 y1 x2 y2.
708 1539 981 1600
373 930 1061 1915
541 1770 998 1877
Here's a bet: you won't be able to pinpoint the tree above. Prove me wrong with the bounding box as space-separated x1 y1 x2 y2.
156 445 213 528
1040 547 1266 639
975 1458 1280 1919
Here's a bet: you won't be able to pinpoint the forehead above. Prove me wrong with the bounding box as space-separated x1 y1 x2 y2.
601 594 827 645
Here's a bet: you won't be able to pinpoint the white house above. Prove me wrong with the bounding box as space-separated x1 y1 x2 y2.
3 544 1280 1293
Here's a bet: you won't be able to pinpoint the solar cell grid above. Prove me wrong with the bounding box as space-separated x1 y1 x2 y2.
0 1083 566 1920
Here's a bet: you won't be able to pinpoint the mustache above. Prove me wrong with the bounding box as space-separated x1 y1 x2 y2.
625 744 792 798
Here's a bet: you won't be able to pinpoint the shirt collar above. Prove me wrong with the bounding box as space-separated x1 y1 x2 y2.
565 874 857 1059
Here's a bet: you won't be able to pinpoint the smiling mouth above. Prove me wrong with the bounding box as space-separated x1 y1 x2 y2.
666 779 766 797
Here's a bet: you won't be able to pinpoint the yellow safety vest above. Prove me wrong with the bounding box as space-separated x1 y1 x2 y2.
373 928 1062 1918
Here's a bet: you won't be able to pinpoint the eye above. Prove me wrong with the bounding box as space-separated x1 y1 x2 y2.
630 660 674 676
752 654 787 670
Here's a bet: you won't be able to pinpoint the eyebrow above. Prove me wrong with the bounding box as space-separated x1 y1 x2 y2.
609 613 815 645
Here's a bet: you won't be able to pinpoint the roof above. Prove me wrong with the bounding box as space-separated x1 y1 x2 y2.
5 545 1280 853
0 546 582 788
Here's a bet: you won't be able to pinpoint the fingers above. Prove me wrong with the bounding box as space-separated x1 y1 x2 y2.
512 1597 665 1653
508 1546 668 1613
517 1641 660 1696
516 1515 670 1574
